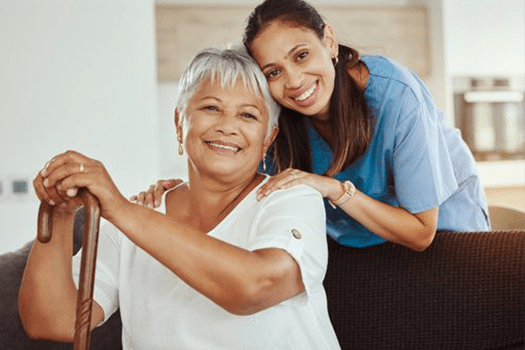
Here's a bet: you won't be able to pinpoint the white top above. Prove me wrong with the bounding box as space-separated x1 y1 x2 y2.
73 177 341 350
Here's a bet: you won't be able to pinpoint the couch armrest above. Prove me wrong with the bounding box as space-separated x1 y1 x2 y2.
0 209 122 350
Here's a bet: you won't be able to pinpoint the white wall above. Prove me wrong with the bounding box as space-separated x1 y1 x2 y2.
0 0 160 254
443 0 525 77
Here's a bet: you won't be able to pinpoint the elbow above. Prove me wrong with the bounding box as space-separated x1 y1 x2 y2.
20 319 74 342
409 229 436 252
220 287 264 316
21 320 50 341
218 280 273 316
18 303 74 342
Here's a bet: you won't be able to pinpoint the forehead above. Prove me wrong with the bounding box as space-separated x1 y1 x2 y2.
251 22 321 62
191 76 267 110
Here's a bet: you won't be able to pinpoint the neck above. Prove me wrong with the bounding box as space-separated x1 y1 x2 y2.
310 118 334 150
185 171 263 232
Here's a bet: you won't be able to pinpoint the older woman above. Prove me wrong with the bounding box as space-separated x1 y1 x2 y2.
18 47 340 349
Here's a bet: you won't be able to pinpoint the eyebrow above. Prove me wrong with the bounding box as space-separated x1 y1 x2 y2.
241 103 263 112
200 96 263 112
260 44 307 71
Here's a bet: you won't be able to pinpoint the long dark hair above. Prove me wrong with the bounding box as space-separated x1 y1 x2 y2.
243 0 373 176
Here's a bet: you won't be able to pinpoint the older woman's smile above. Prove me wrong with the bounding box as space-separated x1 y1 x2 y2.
205 140 241 154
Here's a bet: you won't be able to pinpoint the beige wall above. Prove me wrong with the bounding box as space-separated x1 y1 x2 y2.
485 187 525 210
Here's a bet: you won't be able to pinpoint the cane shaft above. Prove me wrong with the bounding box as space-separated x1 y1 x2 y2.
36 188 101 350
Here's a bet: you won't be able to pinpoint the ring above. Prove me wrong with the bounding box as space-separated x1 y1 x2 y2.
79 163 84 173
291 172 298 180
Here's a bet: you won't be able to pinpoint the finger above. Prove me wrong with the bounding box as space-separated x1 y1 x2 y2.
257 170 298 200
41 151 84 177
134 192 147 206
33 171 55 205
56 173 93 196
43 160 85 190
144 187 155 208
65 186 78 198
155 179 182 207
161 179 180 190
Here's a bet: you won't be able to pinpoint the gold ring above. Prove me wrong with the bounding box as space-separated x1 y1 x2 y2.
79 163 84 173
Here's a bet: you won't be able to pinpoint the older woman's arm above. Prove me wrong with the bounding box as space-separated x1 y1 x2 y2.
111 204 305 315
18 211 105 341
37 151 312 316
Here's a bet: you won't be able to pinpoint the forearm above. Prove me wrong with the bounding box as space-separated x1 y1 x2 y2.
337 190 437 251
110 203 302 314
18 212 78 341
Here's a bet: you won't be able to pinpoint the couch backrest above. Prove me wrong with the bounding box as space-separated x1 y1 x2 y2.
324 231 525 350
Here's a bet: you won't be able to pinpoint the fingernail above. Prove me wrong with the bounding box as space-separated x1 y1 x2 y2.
49 200 55 206
66 188 77 197
147 203 153 209
41 168 47 177
137 200 143 206
155 200 160 207
43 179 49 187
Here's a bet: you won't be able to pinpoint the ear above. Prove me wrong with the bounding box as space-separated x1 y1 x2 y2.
263 126 279 155
322 24 339 59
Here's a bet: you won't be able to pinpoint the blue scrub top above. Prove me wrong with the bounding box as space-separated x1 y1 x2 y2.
307 56 489 248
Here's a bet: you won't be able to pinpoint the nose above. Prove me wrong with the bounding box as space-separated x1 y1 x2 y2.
284 65 304 89
214 112 239 135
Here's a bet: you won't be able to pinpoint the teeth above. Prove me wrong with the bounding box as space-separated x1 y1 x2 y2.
294 84 316 101
206 142 240 152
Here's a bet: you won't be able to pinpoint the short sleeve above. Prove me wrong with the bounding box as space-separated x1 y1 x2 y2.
393 98 458 213
247 185 327 306
72 219 121 324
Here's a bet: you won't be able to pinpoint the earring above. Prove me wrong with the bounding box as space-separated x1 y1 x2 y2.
177 134 184 155
332 56 339 66
176 126 184 155
262 154 267 174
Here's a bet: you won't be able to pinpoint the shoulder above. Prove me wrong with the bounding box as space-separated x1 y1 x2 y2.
265 182 324 205
362 56 428 120
256 182 325 217
164 182 189 218
362 55 413 83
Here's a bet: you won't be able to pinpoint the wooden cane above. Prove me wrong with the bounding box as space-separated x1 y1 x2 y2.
37 188 101 350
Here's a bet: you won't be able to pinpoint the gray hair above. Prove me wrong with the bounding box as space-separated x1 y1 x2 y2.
176 45 280 136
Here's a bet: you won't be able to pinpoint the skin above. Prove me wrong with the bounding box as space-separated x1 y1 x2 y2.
19 77 307 342
133 22 439 251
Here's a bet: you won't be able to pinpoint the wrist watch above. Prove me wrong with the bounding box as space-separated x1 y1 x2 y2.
328 180 357 209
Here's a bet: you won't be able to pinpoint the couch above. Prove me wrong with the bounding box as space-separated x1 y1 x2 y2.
1 210 523 350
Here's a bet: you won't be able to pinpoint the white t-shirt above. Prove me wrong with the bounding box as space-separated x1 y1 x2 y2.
73 176 341 350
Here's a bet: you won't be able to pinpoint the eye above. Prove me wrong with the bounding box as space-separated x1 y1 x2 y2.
202 105 220 112
296 51 308 61
265 69 281 80
241 112 258 120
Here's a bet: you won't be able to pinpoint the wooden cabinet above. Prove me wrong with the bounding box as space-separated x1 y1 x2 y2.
156 5 429 82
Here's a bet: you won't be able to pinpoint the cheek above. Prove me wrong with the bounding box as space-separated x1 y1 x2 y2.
268 82 285 104
246 128 267 152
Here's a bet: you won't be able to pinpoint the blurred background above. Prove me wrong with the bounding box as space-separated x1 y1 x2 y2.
1 0 524 254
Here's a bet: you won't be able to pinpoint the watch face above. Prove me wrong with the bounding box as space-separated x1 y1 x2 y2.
343 180 356 196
